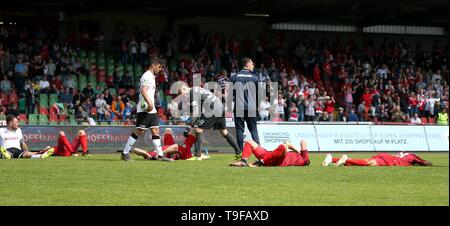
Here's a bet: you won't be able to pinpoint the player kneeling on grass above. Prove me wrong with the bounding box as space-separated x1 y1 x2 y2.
321 152 432 167
132 128 209 161
0 115 54 160
229 139 310 167
35 130 92 157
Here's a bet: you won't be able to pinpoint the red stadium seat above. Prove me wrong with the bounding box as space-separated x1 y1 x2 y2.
49 114 58 122
0 92 9 105
49 106 57 115
106 75 114 87
40 107 49 115
8 93 18 105
97 69 106 78
59 115 68 122
19 114 28 124
421 117 428 124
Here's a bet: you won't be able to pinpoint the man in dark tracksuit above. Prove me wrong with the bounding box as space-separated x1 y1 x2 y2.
230 58 260 159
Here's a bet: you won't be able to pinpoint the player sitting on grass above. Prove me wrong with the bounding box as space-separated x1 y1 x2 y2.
229 139 311 167
132 128 209 161
1 115 54 160
35 130 92 157
321 152 432 167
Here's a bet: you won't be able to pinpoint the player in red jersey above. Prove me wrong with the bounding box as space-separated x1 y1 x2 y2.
321 152 432 167
229 139 310 167
37 130 91 157
132 128 208 160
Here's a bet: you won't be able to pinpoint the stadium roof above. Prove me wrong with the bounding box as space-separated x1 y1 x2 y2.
2 0 449 27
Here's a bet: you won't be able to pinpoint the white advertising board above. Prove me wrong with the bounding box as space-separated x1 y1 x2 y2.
424 126 449 151
371 126 429 151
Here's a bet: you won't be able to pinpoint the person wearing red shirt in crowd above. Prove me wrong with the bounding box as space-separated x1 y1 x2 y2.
408 91 418 116
51 75 63 91
36 130 91 157
361 87 373 109
313 63 321 82
230 139 310 167
132 128 209 161
324 96 335 116
322 152 432 167
322 59 332 85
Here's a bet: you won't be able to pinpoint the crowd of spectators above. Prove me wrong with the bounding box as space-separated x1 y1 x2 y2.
0 22 448 126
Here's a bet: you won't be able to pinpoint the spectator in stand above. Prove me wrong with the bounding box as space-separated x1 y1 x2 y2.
14 57 27 76
103 89 114 106
45 58 56 79
38 75 50 94
391 105 406 122
111 96 125 120
318 112 330 122
357 101 366 121
119 71 133 89
82 83 95 101
59 87 73 106
410 113 422 124
335 107 346 122
1 75 12 93
437 107 448 126
95 94 107 122
324 96 335 119
259 96 271 121
274 94 286 121
408 91 418 117
51 75 63 92
425 91 440 119
288 102 299 121
304 95 316 122
347 108 359 122
123 102 133 120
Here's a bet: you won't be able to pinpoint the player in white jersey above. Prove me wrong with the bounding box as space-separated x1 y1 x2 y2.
120 57 173 162
0 115 54 160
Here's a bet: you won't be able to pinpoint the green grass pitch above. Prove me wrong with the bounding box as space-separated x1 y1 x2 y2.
0 153 448 206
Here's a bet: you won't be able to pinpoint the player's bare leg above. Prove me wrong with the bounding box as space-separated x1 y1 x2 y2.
133 148 152 160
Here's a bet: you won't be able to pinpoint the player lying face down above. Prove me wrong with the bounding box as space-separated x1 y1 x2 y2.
229 139 310 167
322 152 432 167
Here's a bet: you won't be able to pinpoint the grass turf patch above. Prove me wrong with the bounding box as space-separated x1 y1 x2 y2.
0 153 448 206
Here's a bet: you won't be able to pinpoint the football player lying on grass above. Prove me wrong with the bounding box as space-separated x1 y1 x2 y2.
321 152 432 167
229 139 310 167
35 130 92 157
133 128 210 161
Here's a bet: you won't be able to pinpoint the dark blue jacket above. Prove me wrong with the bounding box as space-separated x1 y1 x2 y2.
230 69 260 111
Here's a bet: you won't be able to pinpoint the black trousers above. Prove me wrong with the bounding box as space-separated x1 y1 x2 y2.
234 110 260 152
